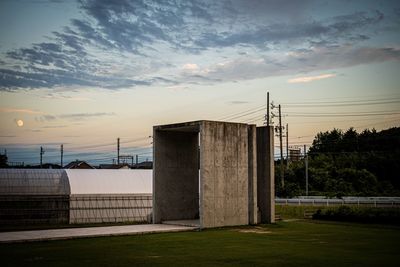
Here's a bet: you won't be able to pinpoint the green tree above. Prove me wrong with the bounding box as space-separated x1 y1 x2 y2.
278 127 400 197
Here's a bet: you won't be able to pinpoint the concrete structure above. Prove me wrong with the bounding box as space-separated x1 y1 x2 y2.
256 126 275 223
153 120 274 229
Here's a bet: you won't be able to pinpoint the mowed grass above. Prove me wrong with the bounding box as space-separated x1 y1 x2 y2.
275 204 327 219
1 221 399 267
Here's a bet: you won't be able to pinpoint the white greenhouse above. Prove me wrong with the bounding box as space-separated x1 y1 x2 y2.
0 169 152 225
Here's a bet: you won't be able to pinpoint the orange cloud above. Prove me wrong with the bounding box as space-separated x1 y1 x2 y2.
0 108 43 114
288 74 336 83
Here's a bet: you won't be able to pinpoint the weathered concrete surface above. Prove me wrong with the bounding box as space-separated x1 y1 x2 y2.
247 124 258 225
0 224 198 243
162 219 200 227
153 120 274 229
256 126 275 223
200 121 250 228
153 127 199 224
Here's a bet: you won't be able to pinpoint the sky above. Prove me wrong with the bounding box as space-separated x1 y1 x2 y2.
0 0 400 165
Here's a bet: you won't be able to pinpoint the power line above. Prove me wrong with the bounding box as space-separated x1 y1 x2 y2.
215 104 265 121
218 106 265 121
285 109 400 114
284 100 400 108
281 97 400 105
286 112 400 118
65 136 149 150
242 110 398 123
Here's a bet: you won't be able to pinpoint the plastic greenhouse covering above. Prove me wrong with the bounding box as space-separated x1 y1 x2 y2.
0 169 70 195
0 169 153 225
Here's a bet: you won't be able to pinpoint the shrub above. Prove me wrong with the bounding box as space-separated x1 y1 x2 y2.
313 206 400 225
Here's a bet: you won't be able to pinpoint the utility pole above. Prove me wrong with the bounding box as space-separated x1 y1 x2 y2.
304 144 308 196
266 92 270 126
60 144 64 168
278 104 284 188
286 123 289 170
117 138 120 165
40 146 45 168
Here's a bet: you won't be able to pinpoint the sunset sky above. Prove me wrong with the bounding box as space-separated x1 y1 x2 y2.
1 0 399 165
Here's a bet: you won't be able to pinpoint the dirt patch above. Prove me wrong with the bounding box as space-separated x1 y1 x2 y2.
234 226 272 234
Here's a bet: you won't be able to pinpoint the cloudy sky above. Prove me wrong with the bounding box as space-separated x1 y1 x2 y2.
1 0 399 165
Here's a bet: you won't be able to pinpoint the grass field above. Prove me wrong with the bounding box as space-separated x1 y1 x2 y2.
275 204 326 219
1 220 399 267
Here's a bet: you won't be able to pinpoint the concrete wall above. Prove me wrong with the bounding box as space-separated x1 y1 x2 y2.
153 120 274 228
153 130 199 223
200 121 249 228
256 126 275 223
247 124 258 224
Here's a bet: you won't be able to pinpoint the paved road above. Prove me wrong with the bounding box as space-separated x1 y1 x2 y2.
0 224 198 243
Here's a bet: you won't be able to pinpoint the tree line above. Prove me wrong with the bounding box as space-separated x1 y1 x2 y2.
276 127 400 197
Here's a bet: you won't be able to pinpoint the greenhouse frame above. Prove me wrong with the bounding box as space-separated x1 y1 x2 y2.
0 169 152 225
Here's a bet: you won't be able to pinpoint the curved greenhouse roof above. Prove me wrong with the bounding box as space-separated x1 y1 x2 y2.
0 169 70 195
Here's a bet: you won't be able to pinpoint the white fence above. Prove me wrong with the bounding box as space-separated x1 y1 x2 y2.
276 197 400 207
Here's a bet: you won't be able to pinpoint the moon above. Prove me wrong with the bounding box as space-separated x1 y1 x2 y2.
16 119 24 127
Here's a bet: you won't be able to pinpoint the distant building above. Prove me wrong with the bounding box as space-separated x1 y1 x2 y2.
289 148 301 162
64 160 94 169
133 161 153 169
41 163 62 169
98 164 130 169
23 163 62 169
7 162 24 168
0 153 8 168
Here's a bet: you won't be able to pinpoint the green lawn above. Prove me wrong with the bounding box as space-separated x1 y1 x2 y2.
275 204 327 219
1 220 399 267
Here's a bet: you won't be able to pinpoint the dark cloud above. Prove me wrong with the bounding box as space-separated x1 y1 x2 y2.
228 101 250 105
36 115 57 122
70 19 115 50
195 11 383 49
34 112 115 123
52 29 87 55
185 46 400 82
309 46 400 68
59 112 115 120
0 0 398 90
0 66 149 91
41 125 67 128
